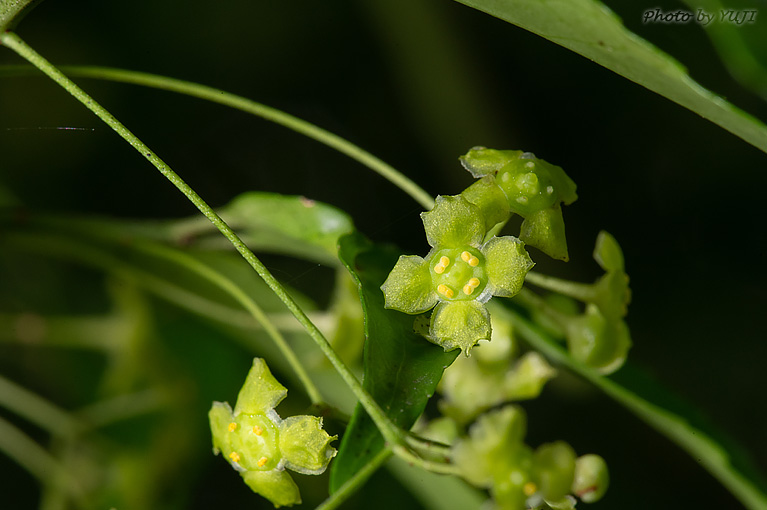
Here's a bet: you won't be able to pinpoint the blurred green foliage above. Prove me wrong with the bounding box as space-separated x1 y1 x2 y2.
1 1 766 509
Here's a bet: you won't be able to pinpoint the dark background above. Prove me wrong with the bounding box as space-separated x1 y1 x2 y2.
1 0 766 508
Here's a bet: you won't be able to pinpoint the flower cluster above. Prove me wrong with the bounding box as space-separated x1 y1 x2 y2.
452 406 609 510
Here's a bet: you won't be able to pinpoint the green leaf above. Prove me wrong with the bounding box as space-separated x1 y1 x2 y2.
329 232 459 492
213 192 353 264
453 0 767 154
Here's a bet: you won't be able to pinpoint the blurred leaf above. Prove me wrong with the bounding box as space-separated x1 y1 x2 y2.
681 0 767 100
329 232 458 492
453 0 767 153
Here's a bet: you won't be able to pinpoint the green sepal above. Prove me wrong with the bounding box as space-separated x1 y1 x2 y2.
461 175 511 230
235 358 288 415
532 441 576 502
241 469 301 508
572 454 609 503
483 236 534 297
421 195 485 249
380 255 438 314
504 352 557 401
519 205 570 261
459 147 524 178
566 304 632 374
452 405 529 488
279 415 337 475
430 301 491 356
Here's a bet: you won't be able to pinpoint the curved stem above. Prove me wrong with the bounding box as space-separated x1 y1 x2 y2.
0 32 403 448
0 64 434 210
315 448 392 510
0 375 81 437
524 271 596 302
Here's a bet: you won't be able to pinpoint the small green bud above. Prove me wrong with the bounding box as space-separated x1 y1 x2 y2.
566 304 632 373
532 441 576 502
572 454 609 503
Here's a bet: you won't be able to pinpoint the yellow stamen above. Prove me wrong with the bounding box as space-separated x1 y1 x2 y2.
252 425 263 436
227 422 237 432
461 251 471 262
434 264 445 274
440 256 450 266
463 284 474 295
437 284 454 298
229 451 241 463
468 256 479 267
523 482 537 496
468 277 480 288
257 456 268 467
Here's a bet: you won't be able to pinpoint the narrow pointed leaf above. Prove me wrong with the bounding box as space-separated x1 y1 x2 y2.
329 232 458 492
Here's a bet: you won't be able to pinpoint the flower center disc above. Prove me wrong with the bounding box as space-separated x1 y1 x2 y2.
430 247 487 301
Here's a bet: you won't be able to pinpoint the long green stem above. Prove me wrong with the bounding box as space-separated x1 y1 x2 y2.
0 416 82 498
0 64 434 210
0 375 81 437
315 448 392 510
0 31 403 448
524 271 596 302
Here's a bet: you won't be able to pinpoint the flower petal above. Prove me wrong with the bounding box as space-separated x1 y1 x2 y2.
380 255 438 314
240 469 301 508
461 175 511 231
209 401 235 455
421 195 485 249
429 301 491 355
483 236 534 297
459 146 523 178
234 358 288 416
279 415 337 475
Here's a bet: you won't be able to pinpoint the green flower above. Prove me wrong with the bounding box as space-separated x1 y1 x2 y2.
209 358 336 508
381 195 534 355
460 147 577 261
